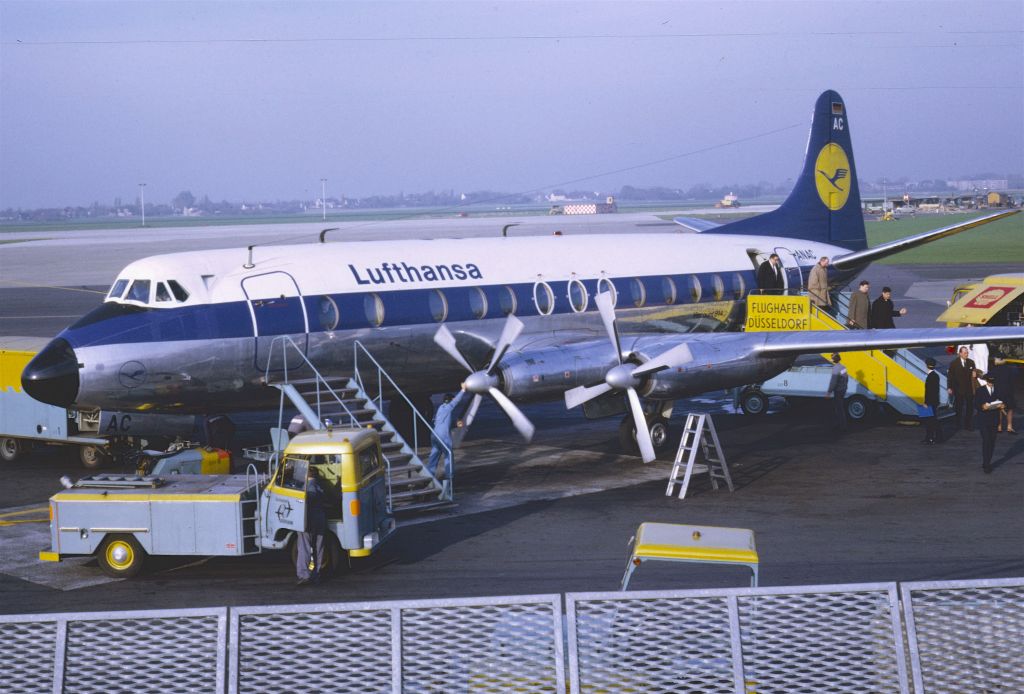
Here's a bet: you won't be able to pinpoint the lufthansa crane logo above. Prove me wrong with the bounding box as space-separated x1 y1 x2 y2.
814 142 851 211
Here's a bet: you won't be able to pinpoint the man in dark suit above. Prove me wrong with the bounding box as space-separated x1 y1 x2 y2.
756 254 785 294
921 357 941 444
974 372 1005 473
869 286 907 328
947 346 976 430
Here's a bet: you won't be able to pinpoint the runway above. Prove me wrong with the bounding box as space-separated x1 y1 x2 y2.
0 217 1021 614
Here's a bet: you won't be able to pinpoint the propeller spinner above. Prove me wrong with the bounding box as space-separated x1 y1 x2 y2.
433 314 536 444
563 292 692 462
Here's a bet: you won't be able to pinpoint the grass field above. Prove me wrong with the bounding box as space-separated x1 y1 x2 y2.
867 211 1022 265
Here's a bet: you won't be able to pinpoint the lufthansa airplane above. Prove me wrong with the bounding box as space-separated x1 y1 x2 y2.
22 90 1022 461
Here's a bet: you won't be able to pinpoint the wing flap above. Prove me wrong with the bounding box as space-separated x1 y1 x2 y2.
672 217 723 233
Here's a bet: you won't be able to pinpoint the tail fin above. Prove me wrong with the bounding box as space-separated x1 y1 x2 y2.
712 90 867 250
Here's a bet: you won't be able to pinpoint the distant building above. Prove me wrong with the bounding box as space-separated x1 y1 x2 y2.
947 179 1008 192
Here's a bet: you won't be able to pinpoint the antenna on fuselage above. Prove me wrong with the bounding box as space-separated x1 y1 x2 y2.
502 223 520 237
319 227 340 243
244 245 255 269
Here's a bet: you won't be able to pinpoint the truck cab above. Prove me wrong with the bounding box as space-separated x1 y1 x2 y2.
263 427 395 562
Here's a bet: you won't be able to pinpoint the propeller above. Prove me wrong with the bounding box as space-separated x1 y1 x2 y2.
563 292 692 462
433 315 535 444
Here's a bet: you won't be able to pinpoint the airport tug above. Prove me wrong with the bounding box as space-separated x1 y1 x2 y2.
39 428 395 578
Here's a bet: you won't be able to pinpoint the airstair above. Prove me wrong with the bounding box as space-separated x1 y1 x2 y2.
259 337 453 514
744 291 948 417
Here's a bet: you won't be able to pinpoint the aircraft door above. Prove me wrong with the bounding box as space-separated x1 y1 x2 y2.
774 247 805 293
241 271 309 371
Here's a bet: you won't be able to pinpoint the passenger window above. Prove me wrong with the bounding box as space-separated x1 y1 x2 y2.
630 278 646 307
108 279 129 299
568 279 588 312
661 277 677 305
712 275 725 300
499 286 517 316
688 275 702 302
126 280 151 303
429 290 448 322
533 282 555 316
364 293 385 327
469 287 488 319
155 282 172 302
319 296 339 330
167 280 190 302
597 277 617 306
732 273 746 299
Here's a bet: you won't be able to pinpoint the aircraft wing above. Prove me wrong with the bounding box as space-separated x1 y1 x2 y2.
672 217 723 233
831 210 1019 270
755 325 1024 357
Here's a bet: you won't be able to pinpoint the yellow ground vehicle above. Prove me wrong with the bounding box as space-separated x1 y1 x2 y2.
938 273 1024 361
41 427 395 578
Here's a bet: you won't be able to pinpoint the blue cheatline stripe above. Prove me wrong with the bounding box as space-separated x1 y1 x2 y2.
62 269 760 348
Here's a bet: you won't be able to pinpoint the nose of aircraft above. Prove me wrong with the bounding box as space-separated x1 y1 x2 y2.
22 338 80 408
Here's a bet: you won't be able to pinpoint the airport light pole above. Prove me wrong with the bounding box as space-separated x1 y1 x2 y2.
321 178 327 222
138 183 146 227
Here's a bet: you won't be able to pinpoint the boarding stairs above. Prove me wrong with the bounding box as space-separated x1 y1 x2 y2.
665 413 734 501
812 291 950 416
261 337 453 515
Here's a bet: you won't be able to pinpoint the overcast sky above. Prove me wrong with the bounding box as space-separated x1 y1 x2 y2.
1 1 1021 209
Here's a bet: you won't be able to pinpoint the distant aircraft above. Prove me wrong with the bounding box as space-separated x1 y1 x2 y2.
24 90 1022 461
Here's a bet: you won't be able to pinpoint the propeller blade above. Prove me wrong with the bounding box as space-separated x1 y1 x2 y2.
452 394 483 447
594 291 623 364
487 314 524 374
626 387 656 463
632 343 694 378
489 387 536 442
433 324 474 373
564 382 614 410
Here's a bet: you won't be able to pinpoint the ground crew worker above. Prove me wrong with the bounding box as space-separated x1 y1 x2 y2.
922 357 940 444
426 384 466 480
826 353 849 433
296 469 330 585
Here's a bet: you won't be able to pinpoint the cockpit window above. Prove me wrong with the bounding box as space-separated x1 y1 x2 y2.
167 280 190 302
155 282 172 302
126 280 151 303
108 279 129 299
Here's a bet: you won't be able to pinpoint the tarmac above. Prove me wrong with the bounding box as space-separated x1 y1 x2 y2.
0 216 1021 615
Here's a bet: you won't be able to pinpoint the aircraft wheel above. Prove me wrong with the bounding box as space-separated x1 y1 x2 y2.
0 437 23 463
98 534 146 578
739 389 769 416
845 395 870 421
618 415 671 455
79 444 111 469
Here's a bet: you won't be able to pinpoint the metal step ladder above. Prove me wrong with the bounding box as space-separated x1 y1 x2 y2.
666 413 734 500
262 337 454 515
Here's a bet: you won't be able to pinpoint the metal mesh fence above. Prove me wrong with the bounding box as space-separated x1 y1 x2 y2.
567 584 909 694
903 577 1024 694
229 595 564 694
4 578 1023 692
0 607 227 694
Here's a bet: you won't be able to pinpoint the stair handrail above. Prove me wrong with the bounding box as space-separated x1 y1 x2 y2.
352 340 451 462
263 335 362 428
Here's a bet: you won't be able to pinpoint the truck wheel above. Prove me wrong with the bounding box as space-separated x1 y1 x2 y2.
79 444 111 469
845 395 870 421
740 389 769 416
0 438 23 463
98 534 145 578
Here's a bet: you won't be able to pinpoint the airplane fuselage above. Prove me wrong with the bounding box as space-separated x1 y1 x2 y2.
30 231 856 413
